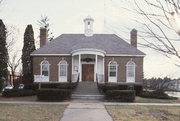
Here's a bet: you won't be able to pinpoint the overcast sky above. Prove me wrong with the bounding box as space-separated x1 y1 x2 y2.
1 0 180 78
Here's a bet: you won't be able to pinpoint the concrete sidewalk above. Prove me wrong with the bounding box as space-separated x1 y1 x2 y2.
60 103 113 121
0 100 179 106
104 102 180 106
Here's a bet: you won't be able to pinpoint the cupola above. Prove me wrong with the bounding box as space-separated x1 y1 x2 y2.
84 15 94 36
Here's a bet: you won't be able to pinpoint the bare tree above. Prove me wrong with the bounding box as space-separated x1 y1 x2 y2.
37 15 54 41
6 26 21 86
109 0 180 60
144 77 176 91
134 0 179 58
6 26 19 53
8 52 21 86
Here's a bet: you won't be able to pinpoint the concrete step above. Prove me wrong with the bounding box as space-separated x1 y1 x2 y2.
73 92 101 95
71 94 104 100
72 82 103 99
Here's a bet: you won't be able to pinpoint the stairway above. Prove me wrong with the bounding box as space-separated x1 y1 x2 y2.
71 82 104 100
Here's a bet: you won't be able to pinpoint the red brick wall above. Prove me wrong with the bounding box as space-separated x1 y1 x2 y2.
32 56 72 82
104 56 144 84
32 56 144 84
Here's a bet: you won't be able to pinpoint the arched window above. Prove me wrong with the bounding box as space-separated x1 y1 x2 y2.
108 61 118 82
58 60 68 82
40 60 50 82
126 61 136 83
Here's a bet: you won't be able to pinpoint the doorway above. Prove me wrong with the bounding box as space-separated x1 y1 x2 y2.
82 64 94 82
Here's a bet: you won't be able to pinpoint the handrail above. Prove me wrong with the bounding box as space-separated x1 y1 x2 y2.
96 73 104 83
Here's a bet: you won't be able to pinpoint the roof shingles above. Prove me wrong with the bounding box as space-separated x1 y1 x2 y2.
31 34 145 56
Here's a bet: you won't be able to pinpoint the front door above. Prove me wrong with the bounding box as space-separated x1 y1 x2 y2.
82 64 94 82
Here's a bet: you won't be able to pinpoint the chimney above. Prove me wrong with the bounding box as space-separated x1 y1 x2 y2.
40 27 48 47
130 29 137 48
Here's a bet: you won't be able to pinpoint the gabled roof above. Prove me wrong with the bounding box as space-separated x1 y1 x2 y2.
31 34 145 56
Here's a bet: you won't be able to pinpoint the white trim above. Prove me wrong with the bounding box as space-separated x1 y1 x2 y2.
40 60 50 82
106 54 145 57
72 56 74 74
102 57 105 82
58 60 68 82
31 53 145 57
79 54 82 82
71 48 106 57
108 60 118 83
31 54 71 56
126 60 136 83
95 54 98 82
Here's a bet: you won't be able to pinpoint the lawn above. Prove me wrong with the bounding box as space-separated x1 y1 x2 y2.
135 96 180 103
0 104 67 121
106 105 180 121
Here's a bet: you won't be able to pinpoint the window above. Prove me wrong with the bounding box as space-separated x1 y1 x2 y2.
41 60 50 76
87 21 91 29
126 61 136 82
108 60 118 82
108 61 118 77
59 60 68 77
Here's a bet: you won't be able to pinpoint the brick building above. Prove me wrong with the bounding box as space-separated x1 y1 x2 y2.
31 16 145 86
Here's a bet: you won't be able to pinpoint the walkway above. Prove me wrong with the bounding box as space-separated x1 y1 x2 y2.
60 103 113 121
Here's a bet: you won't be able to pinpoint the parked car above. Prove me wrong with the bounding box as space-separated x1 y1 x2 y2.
2 85 13 92
18 84 24 89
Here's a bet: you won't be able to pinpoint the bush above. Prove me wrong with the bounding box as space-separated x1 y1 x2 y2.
57 83 77 90
98 84 142 95
139 90 178 99
24 84 39 90
0 80 3 93
2 89 36 97
24 82 78 90
134 86 143 95
37 88 71 101
98 84 119 93
106 90 135 102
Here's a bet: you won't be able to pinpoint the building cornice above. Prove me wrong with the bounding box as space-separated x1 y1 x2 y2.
30 54 71 56
106 54 145 57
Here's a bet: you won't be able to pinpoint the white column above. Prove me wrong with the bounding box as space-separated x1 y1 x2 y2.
95 54 98 82
78 54 82 82
102 56 105 82
72 56 74 75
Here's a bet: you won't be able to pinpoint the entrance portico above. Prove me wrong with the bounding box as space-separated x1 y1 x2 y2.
71 49 105 82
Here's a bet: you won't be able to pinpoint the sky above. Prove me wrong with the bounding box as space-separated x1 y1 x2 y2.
1 0 180 78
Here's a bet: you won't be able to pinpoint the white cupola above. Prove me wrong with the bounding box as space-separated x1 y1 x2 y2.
84 15 94 36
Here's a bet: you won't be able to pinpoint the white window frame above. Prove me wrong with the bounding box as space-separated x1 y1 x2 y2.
58 60 68 82
126 60 136 83
40 60 50 82
108 61 118 82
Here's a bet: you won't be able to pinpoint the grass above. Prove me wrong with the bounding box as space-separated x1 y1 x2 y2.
106 105 180 121
135 96 180 103
0 104 67 121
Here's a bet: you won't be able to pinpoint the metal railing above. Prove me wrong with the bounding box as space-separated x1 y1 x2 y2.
71 73 79 83
96 73 104 83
